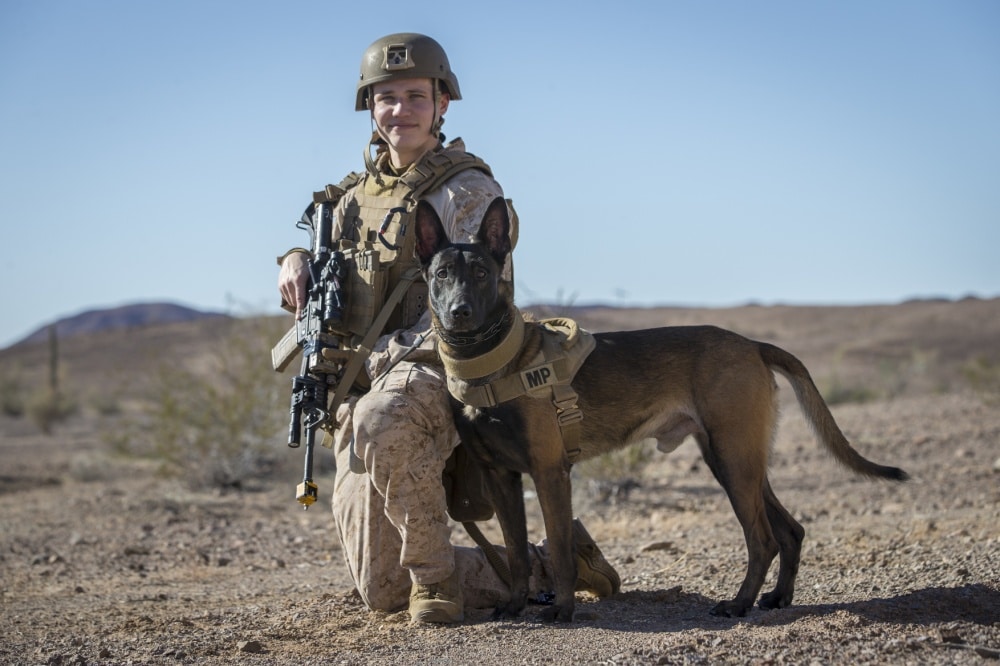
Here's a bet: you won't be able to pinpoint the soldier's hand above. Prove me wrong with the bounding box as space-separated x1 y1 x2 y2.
278 252 310 319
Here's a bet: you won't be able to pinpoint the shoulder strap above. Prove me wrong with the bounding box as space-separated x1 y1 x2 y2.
314 172 363 204
401 146 493 204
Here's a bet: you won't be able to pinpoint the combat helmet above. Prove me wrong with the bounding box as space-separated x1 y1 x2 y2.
355 33 461 111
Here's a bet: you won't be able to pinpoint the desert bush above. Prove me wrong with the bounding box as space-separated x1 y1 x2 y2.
821 348 878 406
25 389 77 433
878 348 935 399
132 317 292 490
90 391 123 417
1 369 25 417
577 440 654 482
821 378 877 406
66 451 118 483
574 440 654 505
824 347 939 405
963 356 1000 403
573 441 655 483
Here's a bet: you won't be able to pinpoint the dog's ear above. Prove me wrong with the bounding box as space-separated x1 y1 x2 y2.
415 200 450 266
477 197 511 265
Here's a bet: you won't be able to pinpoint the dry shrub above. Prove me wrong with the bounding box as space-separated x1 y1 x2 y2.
127 316 292 490
574 440 653 505
25 390 77 434
963 356 1000 404
1 369 25 417
90 391 123 417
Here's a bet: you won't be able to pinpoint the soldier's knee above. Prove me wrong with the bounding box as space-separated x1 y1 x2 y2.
354 391 412 429
357 578 409 613
353 391 413 436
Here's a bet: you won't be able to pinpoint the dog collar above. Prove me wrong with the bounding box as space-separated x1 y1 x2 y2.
435 310 511 347
438 308 525 380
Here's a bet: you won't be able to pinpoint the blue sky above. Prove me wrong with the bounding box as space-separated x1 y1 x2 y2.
1 0 998 348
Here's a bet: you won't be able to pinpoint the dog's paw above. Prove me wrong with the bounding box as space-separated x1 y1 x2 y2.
540 604 575 623
758 589 792 610
491 602 525 621
709 600 750 618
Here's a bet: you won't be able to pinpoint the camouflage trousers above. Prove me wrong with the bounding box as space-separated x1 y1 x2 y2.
330 330 554 612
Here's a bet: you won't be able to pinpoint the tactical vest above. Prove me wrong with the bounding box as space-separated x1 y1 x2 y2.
319 141 494 342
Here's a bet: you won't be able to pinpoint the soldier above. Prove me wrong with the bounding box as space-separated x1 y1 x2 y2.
277 33 619 623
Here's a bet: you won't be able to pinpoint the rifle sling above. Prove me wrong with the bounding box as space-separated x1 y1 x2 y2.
322 266 423 444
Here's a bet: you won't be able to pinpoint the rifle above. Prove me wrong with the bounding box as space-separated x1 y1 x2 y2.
272 198 349 509
271 188 425 509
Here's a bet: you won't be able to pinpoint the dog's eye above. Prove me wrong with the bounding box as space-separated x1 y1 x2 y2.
474 266 488 280
435 267 449 279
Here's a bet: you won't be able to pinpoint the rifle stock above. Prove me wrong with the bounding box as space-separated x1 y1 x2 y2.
271 322 302 372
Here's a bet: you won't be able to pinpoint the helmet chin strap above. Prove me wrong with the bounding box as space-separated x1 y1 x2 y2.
364 86 390 183
431 84 445 139
364 128 384 183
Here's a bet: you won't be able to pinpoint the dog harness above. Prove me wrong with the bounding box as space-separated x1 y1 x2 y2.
438 310 596 463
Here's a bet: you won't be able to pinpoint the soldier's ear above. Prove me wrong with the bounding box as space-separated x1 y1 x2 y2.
415 200 450 266
476 197 511 265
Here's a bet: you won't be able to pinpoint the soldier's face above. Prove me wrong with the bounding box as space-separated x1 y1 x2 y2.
371 78 448 167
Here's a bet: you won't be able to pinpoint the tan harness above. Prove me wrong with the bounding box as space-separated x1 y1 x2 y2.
438 310 596 463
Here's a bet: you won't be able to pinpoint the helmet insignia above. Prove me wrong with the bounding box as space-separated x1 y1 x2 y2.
383 43 415 71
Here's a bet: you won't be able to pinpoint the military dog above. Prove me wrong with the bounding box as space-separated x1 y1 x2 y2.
414 197 907 623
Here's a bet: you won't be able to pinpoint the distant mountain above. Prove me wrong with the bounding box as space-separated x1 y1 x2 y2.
12 302 231 347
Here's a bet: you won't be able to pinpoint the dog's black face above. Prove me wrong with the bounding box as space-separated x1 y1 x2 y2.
415 197 512 334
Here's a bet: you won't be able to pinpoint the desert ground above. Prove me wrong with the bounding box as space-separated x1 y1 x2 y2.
1 297 998 665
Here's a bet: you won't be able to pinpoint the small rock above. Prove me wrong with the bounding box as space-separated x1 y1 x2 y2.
237 640 263 654
640 541 676 553
654 586 683 603
974 645 1000 659
938 627 964 644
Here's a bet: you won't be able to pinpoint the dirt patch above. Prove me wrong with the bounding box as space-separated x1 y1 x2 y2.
1 301 999 664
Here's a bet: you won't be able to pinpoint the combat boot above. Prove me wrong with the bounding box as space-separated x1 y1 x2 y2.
573 518 621 598
409 569 464 623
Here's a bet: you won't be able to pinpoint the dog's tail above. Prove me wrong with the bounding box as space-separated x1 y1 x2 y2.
760 343 908 482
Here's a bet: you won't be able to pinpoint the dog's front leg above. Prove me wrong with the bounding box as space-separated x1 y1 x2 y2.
532 460 576 622
485 467 531 619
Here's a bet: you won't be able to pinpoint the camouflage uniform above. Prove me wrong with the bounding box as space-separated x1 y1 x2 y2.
325 164 551 611
279 34 617 619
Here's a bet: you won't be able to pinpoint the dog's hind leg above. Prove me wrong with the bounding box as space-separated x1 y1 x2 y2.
696 432 779 618
757 478 804 610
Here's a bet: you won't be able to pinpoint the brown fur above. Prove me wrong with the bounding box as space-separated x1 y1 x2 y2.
416 197 907 623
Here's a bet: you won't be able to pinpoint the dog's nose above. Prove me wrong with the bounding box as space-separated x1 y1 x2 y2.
450 303 472 321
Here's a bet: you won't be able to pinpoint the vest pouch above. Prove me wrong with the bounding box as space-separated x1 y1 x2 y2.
339 242 387 339
399 280 428 330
